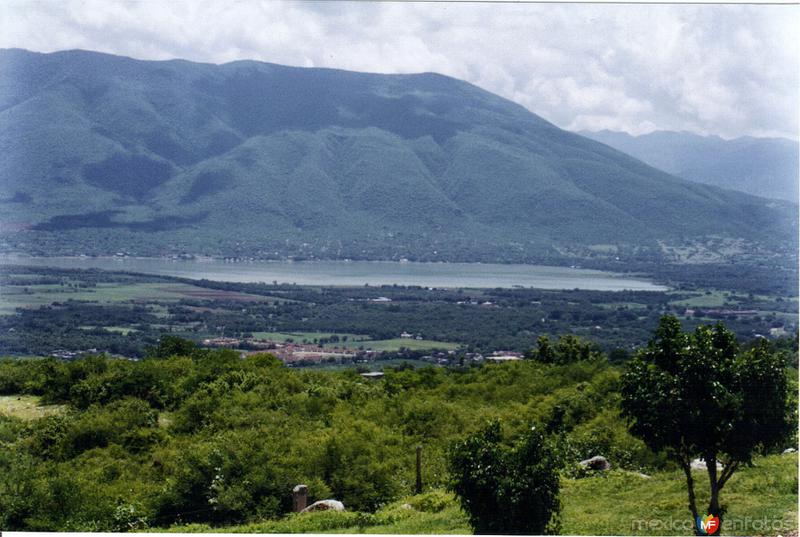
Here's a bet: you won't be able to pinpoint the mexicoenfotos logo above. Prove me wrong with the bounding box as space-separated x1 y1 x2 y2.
697 514 720 535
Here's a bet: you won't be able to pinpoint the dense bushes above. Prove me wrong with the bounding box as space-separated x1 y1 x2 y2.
0 336 718 531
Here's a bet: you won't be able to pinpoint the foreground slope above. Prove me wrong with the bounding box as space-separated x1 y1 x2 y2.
0 49 795 262
161 455 797 535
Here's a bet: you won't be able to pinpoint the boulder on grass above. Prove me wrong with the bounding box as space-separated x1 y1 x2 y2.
690 458 723 471
579 455 611 471
301 499 345 513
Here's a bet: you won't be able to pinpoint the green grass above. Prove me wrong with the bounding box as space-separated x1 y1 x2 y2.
159 454 796 535
0 282 191 313
669 290 734 309
0 394 63 420
560 453 798 535
0 281 271 314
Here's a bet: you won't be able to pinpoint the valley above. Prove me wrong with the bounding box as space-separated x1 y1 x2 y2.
0 264 795 364
0 36 796 536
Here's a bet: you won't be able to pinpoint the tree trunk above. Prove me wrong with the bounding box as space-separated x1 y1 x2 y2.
706 456 722 535
680 460 701 535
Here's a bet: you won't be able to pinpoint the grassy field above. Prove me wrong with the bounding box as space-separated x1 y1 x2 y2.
155 454 796 535
560 454 797 535
0 394 63 420
668 290 735 309
0 281 272 314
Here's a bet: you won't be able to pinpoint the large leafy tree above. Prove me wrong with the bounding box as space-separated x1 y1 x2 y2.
448 421 561 535
621 316 791 534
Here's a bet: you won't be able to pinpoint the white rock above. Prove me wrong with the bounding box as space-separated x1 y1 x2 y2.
690 458 723 471
579 455 611 471
301 499 345 513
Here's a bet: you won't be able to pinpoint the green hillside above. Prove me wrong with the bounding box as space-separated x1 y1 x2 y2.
0 49 795 262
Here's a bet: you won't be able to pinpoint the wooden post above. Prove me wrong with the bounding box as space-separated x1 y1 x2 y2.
415 445 422 494
293 484 308 512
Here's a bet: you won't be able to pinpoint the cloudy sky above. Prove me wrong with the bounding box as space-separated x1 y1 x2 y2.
1 1 798 139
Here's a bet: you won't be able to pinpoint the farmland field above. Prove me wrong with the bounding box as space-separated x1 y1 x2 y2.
0 280 272 314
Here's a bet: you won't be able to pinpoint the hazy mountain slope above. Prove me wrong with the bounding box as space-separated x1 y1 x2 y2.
579 130 799 202
0 48 795 262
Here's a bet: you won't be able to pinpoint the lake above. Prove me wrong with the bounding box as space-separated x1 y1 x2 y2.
0 256 669 291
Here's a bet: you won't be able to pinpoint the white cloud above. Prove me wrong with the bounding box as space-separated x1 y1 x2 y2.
0 1 796 139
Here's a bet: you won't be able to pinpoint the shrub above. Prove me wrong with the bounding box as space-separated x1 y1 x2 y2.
449 421 560 534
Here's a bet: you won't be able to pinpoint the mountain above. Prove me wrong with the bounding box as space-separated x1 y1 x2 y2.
579 130 799 202
0 48 795 263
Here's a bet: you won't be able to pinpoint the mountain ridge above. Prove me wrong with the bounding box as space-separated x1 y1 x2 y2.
0 48 795 263
578 129 799 202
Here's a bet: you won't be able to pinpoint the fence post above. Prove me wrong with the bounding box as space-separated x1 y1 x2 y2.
293 484 308 512
415 445 422 494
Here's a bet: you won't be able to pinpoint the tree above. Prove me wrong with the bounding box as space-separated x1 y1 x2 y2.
621 316 791 535
527 334 602 364
146 335 197 359
448 421 561 534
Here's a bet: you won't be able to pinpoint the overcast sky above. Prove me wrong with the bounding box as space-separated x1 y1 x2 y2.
1 1 798 139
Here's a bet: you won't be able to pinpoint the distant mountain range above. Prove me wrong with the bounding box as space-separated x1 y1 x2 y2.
0 49 795 263
579 130 798 202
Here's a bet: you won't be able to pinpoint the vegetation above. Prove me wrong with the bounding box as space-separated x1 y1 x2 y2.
560 453 797 536
0 394 63 420
2 49 796 264
621 316 793 534
0 316 795 533
2 266 796 361
449 421 561 534
1 45 796 537
155 455 798 535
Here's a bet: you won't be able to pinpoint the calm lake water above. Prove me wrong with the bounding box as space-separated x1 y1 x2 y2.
0 256 668 291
